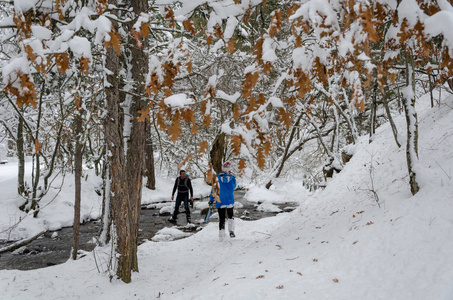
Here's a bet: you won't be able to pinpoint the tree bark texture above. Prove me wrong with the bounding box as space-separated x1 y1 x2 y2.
210 133 225 174
403 55 420 195
31 86 44 210
72 113 83 260
369 83 377 143
105 38 133 283
17 115 25 195
145 124 156 190
125 0 149 272
382 92 401 148
99 158 111 246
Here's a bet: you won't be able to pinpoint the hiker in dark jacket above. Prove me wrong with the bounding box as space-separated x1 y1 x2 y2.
169 170 194 224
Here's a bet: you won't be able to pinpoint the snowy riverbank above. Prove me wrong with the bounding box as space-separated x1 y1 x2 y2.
1 93 453 299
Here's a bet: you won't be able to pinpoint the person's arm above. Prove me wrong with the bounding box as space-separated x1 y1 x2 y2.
188 178 194 198
209 190 214 203
171 178 178 199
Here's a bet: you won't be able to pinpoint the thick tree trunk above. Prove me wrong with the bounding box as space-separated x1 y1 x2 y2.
72 113 83 260
105 33 133 282
210 133 225 174
125 96 146 274
125 0 149 273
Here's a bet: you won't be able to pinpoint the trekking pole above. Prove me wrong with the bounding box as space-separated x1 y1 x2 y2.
205 203 213 223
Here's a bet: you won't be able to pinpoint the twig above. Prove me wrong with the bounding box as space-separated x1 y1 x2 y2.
435 160 452 179
286 257 299 260
252 231 271 236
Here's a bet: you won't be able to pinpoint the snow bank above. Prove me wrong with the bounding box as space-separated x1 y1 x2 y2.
1 93 453 299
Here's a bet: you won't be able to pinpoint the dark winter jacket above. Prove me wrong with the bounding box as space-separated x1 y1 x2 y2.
172 176 193 197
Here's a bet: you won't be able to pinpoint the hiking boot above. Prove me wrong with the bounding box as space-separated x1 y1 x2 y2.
168 217 177 224
227 219 235 233
229 231 236 238
219 229 226 241
186 216 191 224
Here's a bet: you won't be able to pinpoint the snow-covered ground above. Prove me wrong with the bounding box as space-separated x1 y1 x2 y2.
1 92 453 299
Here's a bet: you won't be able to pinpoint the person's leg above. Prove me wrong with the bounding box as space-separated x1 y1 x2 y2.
227 208 235 237
218 208 226 230
183 194 191 223
218 208 226 241
171 194 182 220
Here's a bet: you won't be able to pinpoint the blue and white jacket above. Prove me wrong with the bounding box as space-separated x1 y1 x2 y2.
210 172 237 208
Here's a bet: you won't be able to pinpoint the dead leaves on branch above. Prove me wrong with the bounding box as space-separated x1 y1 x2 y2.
183 19 196 35
96 0 108 15
198 141 209 155
164 6 175 28
55 53 70 74
5 72 38 108
269 10 282 38
241 71 259 99
13 12 32 40
131 23 151 48
104 31 122 55
231 135 242 156
168 110 183 142
277 108 293 130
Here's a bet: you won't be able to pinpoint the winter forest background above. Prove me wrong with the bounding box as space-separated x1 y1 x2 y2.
1 0 453 298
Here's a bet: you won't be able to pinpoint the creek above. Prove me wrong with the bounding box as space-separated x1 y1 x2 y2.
0 190 297 270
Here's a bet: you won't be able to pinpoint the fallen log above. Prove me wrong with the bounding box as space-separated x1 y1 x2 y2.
0 230 47 254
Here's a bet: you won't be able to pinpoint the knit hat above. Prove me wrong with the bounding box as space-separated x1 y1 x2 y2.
222 162 232 173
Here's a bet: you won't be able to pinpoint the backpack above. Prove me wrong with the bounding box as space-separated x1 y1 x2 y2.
177 176 189 190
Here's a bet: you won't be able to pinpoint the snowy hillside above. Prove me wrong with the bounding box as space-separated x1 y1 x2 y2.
0 93 452 299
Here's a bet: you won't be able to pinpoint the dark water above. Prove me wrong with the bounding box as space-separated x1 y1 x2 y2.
0 190 297 270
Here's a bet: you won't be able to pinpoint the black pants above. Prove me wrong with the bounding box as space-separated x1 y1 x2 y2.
218 207 234 230
173 193 190 220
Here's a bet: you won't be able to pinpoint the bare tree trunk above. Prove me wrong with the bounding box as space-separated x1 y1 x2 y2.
72 112 83 260
105 25 133 282
31 85 45 214
429 73 434 108
403 54 420 195
266 112 303 189
382 91 401 148
17 115 25 195
210 133 225 174
369 83 377 143
145 124 156 190
265 112 335 189
99 156 111 246
124 0 149 273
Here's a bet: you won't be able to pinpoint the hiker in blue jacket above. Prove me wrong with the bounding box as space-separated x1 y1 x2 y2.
209 162 237 240
169 170 194 224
